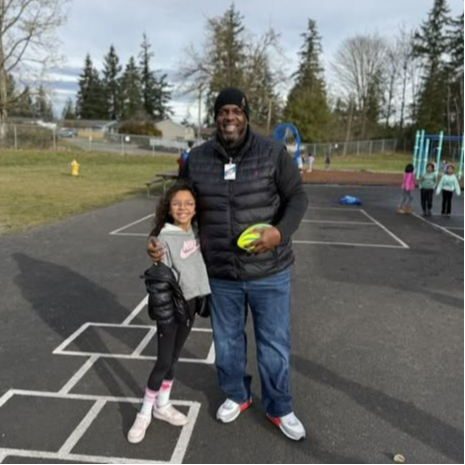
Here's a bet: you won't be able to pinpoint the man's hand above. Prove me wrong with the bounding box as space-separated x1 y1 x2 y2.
249 227 282 254
147 236 165 262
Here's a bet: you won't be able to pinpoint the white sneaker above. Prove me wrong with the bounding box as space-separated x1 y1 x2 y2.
127 413 151 444
216 398 252 423
153 403 188 426
267 412 306 441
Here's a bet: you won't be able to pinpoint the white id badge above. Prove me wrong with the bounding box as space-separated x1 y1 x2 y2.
224 163 237 180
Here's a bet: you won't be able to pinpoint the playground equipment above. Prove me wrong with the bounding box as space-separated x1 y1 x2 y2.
273 123 301 166
413 130 464 179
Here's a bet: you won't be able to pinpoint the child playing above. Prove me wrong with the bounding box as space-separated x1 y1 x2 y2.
306 152 315 173
419 163 437 216
127 182 211 444
436 164 461 217
398 163 416 214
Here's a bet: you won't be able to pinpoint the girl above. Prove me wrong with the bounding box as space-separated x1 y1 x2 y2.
398 163 415 214
127 182 211 444
419 163 437 216
306 153 315 173
436 164 461 217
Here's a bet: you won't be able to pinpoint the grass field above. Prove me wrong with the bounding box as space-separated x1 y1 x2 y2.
0 149 177 234
0 148 411 235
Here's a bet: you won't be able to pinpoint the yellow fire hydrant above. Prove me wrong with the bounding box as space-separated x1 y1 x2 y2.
70 159 80 177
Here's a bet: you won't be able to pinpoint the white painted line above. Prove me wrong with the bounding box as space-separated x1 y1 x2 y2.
0 448 168 464
122 296 148 325
412 213 465 242
0 390 200 464
61 321 211 332
3 388 196 405
54 351 215 364
308 207 363 211
132 327 157 356
109 213 154 236
170 401 201 464
189 327 212 333
59 355 100 394
301 219 375 225
111 232 148 237
293 240 406 249
447 226 464 230
360 209 410 249
55 320 212 355
59 399 106 455
53 323 91 355
205 343 216 364
0 389 15 409
0 453 5 463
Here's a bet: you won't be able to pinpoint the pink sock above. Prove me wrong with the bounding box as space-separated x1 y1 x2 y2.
156 380 173 407
141 387 157 416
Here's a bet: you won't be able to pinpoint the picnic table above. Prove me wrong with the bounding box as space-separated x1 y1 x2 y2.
145 170 178 197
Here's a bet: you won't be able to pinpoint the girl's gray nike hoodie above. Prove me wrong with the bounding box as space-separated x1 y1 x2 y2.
159 223 211 301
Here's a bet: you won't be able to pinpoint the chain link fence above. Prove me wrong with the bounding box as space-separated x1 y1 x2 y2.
302 139 398 157
2 124 401 159
2 124 57 150
1 124 192 155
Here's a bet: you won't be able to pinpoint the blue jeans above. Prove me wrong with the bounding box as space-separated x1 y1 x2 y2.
209 268 292 417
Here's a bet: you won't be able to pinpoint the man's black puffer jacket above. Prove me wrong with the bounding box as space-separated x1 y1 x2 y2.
142 263 188 324
180 130 308 281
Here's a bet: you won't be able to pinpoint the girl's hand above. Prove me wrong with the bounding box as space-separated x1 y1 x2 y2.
147 236 165 262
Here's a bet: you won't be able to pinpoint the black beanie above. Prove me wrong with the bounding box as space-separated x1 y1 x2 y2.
214 87 250 120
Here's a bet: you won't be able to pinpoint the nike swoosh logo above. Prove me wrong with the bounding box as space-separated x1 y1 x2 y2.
180 245 200 259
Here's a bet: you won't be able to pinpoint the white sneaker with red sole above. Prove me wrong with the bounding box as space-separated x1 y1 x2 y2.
216 398 252 423
267 412 306 441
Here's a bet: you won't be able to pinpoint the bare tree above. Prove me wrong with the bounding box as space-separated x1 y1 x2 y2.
0 0 68 141
384 45 400 129
331 33 387 138
383 26 422 136
396 28 413 133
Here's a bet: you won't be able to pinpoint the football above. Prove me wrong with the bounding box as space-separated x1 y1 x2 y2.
237 223 272 250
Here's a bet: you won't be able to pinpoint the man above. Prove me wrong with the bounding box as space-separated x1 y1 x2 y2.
147 87 308 441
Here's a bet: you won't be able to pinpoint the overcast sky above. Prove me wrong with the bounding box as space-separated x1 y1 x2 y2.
50 0 463 121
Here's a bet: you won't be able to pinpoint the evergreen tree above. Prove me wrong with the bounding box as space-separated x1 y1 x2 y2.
413 0 451 132
62 97 76 120
139 34 172 121
102 45 122 120
15 86 35 118
204 4 247 121
154 73 172 120
139 34 158 119
446 12 464 134
76 54 106 119
6 74 16 104
8 81 35 118
284 19 330 142
448 13 464 74
34 85 54 121
120 56 143 120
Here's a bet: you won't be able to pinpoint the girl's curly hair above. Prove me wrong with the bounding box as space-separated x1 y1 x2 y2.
152 180 198 236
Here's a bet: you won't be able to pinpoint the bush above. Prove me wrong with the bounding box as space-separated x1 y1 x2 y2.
118 121 162 137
